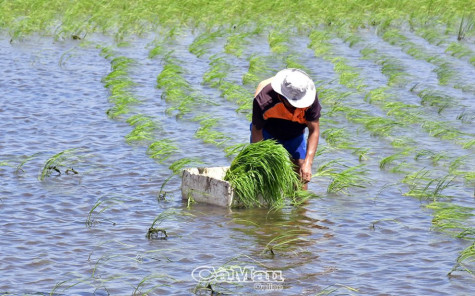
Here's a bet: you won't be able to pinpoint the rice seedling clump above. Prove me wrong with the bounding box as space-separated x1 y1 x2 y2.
224 140 304 208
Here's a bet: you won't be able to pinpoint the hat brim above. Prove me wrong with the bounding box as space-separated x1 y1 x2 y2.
271 68 316 108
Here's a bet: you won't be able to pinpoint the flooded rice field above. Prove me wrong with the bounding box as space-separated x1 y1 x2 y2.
1 25 474 296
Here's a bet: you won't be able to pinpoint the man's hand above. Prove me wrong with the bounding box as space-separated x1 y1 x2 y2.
300 120 320 187
300 160 312 183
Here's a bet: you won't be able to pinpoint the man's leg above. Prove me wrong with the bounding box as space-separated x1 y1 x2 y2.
282 134 308 190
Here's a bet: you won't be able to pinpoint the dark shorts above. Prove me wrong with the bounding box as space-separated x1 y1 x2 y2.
250 124 307 160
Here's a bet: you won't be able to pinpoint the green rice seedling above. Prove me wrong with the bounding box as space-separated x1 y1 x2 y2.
308 30 332 56
165 94 200 118
148 43 164 59
390 136 417 149
365 87 391 104
331 57 366 90
39 148 84 181
158 157 204 200
426 201 474 237
203 55 230 88
86 194 132 227
321 128 355 151
125 115 157 143
334 24 362 47
224 143 247 158
380 58 408 86
352 147 371 162
242 55 269 85
361 47 409 86
457 14 474 41
156 62 189 90
326 164 369 194
50 272 101 296
313 160 369 194
219 81 249 103
317 88 352 108
379 149 412 170
406 44 435 61
434 62 456 86
445 41 473 58
105 79 136 97
448 156 475 188
224 140 304 208
382 102 420 124
156 59 192 104
147 139 178 164
100 54 139 119
268 29 289 54
416 26 445 45
462 139 475 149
360 47 377 59
382 28 409 46
448 155 471 174
313 159 341 176
193 115 231 147
189 30 222 57
353 115 400 138
146 209 194 239
421 120 462 140
321 128 347 146
457 110 475 124
449 242 475 276
261 230 309 257
402 168 431 185
132 274 175 295
284 55 310 73
403 172 454 201
414 89 453 114
224 31 250 57
414 149 449 166
106 102 133 119
8 152 41 175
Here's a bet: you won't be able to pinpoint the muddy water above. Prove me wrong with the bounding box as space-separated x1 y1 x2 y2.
1 30 474 296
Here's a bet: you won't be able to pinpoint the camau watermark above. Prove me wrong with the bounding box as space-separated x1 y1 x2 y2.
192 265 284 291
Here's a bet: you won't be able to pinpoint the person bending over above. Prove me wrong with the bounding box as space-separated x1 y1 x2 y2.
250 68 321 190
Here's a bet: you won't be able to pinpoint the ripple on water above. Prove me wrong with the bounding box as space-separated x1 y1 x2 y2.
1 32 474 295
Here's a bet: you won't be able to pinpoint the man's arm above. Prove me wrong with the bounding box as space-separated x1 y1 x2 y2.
250 124 264 143
254 77 274 97
251 78 273 143
301 120 320 183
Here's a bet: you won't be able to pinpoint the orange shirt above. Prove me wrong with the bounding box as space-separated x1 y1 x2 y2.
252 84 321 140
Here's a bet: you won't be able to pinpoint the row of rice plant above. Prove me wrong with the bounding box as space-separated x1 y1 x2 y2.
410 15 475 62
2 1 474 50
381 27 475 93
332 26 474 142
306 26 474 272
327 28 474 190
313 28 474 151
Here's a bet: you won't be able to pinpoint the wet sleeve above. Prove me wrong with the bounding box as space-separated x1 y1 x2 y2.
305 95 322 122
252 98 265 129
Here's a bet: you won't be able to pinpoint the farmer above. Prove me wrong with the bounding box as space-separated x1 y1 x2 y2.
251 68 321 190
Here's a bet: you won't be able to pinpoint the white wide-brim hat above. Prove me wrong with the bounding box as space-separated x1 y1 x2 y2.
271 68 316 108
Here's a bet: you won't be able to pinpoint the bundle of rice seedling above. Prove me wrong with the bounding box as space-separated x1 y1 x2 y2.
224 140 304 208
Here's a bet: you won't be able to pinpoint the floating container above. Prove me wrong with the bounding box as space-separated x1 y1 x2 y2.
181 167 235 207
